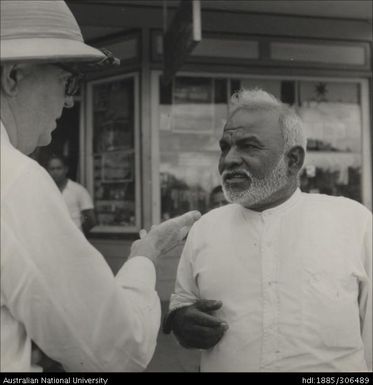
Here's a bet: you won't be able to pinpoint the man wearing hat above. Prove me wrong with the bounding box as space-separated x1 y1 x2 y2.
0 0 200 372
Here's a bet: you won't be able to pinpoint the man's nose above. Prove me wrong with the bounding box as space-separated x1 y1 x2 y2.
64 95 75 109
223 147 242 169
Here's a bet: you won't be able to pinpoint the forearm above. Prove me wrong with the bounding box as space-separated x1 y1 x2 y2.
81 210 96 234
3 237 160 372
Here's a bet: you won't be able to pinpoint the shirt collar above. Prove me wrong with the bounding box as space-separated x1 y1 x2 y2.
240 188 303 219
262 188 302 217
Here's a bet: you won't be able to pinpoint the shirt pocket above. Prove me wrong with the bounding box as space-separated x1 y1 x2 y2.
303 270 362 349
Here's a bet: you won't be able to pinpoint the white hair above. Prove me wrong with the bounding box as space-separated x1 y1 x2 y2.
229 88 307 152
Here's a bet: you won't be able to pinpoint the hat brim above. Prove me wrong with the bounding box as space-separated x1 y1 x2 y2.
0 37 106 63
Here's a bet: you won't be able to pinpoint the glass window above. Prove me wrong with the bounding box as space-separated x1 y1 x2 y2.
298 81 362 201
159 76 227 219
87 74 140 233
157 75 368 220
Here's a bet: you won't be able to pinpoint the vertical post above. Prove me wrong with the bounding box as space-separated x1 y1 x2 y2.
192 0 201 42
163 0 168 33
141 28 153 230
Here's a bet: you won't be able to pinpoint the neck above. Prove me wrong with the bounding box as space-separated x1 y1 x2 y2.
245 179 298 212
57 178 68 191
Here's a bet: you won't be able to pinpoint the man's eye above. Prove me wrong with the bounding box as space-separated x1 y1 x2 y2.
242 143 259 150
219 143 229 152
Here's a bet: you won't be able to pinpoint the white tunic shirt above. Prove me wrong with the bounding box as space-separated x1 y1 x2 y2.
62 179 93 230
170 189 372 372
1 122 161 372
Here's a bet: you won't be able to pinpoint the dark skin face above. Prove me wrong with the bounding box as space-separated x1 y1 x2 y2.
219 107 305 211
47 158 68 189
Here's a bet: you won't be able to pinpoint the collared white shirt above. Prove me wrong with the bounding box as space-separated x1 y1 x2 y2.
170 189 372 372
1 122 161 372
62 179 93 230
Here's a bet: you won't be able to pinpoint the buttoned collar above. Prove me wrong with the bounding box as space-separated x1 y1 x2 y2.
239 188 303 219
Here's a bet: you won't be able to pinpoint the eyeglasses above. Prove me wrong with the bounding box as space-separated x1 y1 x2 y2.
53 63 84 97
51 49 119 96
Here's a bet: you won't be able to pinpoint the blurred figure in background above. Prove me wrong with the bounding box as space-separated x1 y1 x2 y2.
209 185 228 210
46 154 96 234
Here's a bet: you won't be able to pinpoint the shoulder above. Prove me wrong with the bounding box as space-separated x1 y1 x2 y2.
1 145 56 198
302 192 371 222
190 204 239 232
67 179 89 193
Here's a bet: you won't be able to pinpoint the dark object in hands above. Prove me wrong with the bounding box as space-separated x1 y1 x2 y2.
163 299 228 350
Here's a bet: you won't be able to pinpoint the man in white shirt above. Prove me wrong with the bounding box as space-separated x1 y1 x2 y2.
46 154 96 233
164 89 372 372
0 0 200 372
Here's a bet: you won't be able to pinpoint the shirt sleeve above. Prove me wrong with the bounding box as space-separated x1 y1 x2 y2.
359 214 372 371
169 224 200 312
1 164 160 372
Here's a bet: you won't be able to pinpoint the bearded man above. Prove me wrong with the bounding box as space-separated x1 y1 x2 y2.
163 88 372 372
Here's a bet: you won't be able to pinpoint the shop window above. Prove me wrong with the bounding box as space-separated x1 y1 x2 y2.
157 74 369 219
86 73 140 233
298 81 363 201
159 76 227 219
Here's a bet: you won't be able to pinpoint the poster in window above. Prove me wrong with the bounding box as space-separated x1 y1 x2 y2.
93 79 134 153
101 151 134 182
89 74 139 232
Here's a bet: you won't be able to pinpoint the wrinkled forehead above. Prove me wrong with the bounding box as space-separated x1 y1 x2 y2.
221 127 253 139
221 107 284 145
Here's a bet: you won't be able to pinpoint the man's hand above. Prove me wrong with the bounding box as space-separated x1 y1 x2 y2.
129 210 201 263
165 300 228 350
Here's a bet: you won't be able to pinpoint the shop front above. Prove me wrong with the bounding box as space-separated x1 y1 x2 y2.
41 1 372 300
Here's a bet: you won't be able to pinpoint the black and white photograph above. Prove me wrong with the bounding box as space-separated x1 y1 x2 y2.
0 0 372 381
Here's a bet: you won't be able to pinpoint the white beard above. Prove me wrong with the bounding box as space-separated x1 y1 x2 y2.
222 154 289 208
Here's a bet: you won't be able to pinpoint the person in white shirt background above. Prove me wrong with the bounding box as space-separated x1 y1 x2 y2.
164 88 372 372
0 0 200 372
46 154 96 234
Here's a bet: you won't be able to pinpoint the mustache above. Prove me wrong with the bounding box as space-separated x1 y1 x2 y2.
222 169 252 182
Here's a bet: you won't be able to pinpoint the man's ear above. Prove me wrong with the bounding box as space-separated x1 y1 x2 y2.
286 146 305 176
1 64 25 97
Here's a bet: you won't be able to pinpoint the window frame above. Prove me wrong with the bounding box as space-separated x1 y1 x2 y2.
84 72 141 234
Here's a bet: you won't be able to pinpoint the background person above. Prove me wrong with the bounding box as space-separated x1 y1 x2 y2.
163 88 372 372
0 0 200 372
46 154 96 234
208 185 228 210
